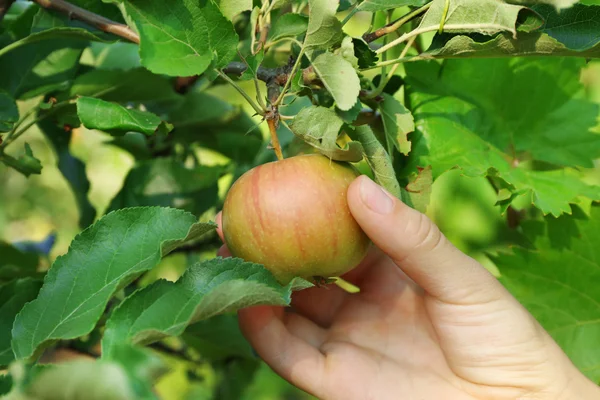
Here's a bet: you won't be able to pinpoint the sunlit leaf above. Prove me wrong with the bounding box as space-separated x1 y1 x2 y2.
11 207 216 360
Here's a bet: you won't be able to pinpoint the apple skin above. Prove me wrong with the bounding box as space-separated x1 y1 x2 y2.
222 154 370 284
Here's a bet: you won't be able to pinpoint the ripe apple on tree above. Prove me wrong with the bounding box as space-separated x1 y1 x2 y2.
222 154 371 284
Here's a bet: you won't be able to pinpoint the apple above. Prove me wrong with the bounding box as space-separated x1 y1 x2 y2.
222 154 370 284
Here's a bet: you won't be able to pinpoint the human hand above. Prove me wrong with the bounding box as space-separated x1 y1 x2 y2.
217 175 599 400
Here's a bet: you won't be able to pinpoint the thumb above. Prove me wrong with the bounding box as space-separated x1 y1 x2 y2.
347 175 506 305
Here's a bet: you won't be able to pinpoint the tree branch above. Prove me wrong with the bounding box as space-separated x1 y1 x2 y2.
28 0 319 96
0 0 15 21
362 3 431 43
32 0 140 44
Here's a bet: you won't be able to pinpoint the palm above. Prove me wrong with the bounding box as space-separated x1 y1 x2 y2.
294 251 470 400
239 249 574 400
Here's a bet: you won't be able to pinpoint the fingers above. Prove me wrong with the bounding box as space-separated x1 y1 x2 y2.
215 212 224 242
238 306 326 398
347 175 507 305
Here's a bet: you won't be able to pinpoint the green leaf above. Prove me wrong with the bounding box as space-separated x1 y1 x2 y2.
0 91 18 132
239 51 265 81
0 279 42 367
0 374 11 396
289 106 363 162
507 0 577 10
0 242 39 282
0 143 43 177
169 92 263 163
336 98 362 124
531 3 600 51
66 0 124 22
401 166 432 213
380 93 414 156
102 257 305 358
0 39 84 100
76 97 173 136
352 38 377 69
11 207 217 361
25 361 135 400
310 52 361 111
416 0 540 39
405 58 600 216
30 8 117 40
215 359 261 400
353 125 402 199
80 42 141 70
106 133 152 160
0 27 107 59
420 0 600 59
107 158 224 216
336 36 359 69
304 0 343 51
357 0 428 12
424 31 600 60
217 0 252 20
109 344 167 398
3 3 39 40
38 119 96 228
121 0 238 76
70 68 181 103
183 315 255 361
270 13 309 42
494 205 600 382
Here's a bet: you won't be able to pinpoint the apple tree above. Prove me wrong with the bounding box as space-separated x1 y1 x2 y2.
0 0 599 398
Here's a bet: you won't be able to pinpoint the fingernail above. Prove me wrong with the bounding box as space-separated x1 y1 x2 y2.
360 176 394 214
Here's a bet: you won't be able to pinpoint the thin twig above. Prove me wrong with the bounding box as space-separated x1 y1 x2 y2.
33 0 139 43
368 36 416 98
273 48 305 106
267 116 283 160
215 69 265 116
362 3 432 43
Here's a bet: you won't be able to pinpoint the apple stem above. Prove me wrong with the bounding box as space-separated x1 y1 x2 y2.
267 117 284 161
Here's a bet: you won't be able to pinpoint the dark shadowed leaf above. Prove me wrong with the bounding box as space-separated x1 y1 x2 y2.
352 38 377 69
0 242 39 282
0 279 42 366
38 119 96 228
107 158 225 216
531 3 600 51
70 68 181 103
183 314 255 361
169 92 263 163
0 91 18 132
